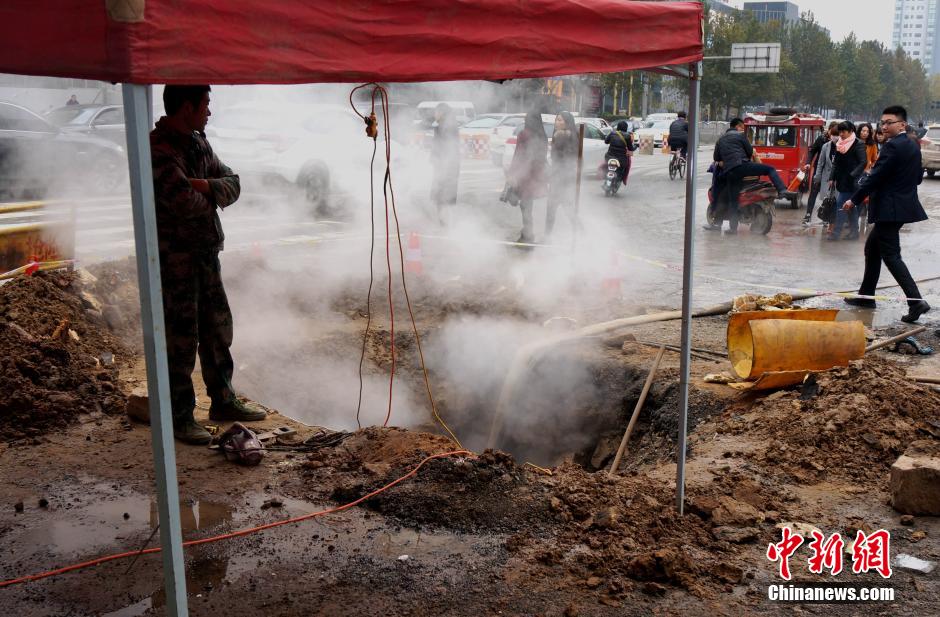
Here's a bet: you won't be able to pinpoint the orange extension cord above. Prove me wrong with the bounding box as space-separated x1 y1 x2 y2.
348 84 461 447
0 450 471 589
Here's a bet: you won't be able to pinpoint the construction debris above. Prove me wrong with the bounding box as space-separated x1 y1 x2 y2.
890 440 940 515
731 292 796 312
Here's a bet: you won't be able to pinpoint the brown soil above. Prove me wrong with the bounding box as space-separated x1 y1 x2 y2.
0 271 129 440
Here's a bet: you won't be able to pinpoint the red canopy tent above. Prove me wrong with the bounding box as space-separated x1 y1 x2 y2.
0 2 704 615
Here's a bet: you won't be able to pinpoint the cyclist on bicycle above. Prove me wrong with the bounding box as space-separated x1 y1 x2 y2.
667 111 689 159
603 120 637 183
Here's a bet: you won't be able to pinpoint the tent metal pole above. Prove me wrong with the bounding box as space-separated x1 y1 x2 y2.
121 83 189 617
675 61 702 515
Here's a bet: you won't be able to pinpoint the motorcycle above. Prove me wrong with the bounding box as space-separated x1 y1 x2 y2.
602 158 623 197
706 166 775 235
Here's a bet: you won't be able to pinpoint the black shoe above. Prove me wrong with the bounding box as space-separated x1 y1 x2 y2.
702 224 722 231
778 190 796 200
901 301 931 323
801 214 811 225
174 419 212 445
843 296 876 309
209 399 267 422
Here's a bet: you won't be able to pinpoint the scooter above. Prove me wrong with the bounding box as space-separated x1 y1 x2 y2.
602 158 623 197
705 167 775 235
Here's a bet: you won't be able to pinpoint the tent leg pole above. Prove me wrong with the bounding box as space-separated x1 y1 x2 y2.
122 83 189 617
675 62 702 515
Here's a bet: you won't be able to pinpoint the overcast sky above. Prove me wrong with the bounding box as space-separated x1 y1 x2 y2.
724 0 892 46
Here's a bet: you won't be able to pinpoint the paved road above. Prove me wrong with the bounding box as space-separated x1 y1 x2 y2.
3 148 939 324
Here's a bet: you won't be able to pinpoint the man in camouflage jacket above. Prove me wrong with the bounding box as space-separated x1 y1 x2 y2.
152 85 265 444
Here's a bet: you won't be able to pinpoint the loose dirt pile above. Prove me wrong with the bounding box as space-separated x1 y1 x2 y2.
297 427 748 599
703 357 940 484
0 271 129 440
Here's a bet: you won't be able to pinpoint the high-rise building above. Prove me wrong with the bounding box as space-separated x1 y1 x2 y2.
892 0 940 74
742 1 800 25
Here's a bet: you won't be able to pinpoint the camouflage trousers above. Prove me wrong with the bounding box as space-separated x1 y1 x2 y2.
160 251 235 424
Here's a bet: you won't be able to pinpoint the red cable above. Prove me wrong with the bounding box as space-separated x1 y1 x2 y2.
0 450 471 589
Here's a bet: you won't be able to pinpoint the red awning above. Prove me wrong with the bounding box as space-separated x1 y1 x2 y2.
1 0 702 84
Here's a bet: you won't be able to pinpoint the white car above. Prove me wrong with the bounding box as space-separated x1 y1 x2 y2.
635 120 673 148
455 113 525 161
499 115 609 177
577 116 612 135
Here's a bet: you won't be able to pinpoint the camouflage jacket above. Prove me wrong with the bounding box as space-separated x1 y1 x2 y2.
151 117 240 254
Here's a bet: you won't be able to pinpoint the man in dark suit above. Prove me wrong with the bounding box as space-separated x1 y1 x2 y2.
843 105 930 323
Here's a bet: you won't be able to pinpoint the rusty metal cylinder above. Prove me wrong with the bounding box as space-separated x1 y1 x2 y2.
728 310 865 380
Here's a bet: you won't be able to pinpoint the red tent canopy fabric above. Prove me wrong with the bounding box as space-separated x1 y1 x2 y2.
1 0 702 84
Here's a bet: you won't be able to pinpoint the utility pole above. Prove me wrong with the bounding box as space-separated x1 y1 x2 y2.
627 73 634 117
641 73 649 118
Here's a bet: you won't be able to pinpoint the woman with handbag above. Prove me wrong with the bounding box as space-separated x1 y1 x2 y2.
805 123 838 224
507 110 548 243
828 121 867 241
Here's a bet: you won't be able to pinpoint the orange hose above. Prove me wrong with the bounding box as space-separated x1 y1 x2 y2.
0 450 471 589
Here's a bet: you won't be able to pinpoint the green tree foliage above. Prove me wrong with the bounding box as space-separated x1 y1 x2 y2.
697 3 929 121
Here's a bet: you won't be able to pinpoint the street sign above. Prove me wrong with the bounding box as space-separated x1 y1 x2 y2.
730 43 781 74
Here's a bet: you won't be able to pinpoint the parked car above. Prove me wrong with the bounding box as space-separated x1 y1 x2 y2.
457 113 524 160
635 120 673 148
499 115 609 177
45 104 126 147
576 116 612 135
0 101 126 199
207 102 418 214
921 125 940 177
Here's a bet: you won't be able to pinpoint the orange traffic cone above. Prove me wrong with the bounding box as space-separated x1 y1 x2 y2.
404 232 423 276
786 169 806 192
600 251 621 298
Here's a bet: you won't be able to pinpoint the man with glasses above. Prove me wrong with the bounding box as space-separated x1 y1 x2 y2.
843 105 930 323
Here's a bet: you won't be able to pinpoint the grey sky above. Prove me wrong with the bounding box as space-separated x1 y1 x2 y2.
725 1 893 46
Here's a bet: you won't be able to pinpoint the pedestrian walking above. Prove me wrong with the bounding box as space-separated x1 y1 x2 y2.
856 122 878 234
803 121 838 224
874 127 886 153
916 121 928 140
507 110 548 243
430 103 461 224
804 123 839 224
842 105 930 323
545 111 579 238
151 85 266 444
65 94 79 106
827 121 867 241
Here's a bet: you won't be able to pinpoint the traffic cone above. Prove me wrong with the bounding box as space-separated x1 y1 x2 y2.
786 169 806 192
600 251 621 299
404 232 423 276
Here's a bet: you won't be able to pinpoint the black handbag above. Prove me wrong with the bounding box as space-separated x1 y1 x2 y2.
817 188 836 223
499 183 520 207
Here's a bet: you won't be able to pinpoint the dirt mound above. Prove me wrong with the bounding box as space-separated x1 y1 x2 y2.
706 357 940 483
85 257 141 348
0 271 129 440
297 428 742 596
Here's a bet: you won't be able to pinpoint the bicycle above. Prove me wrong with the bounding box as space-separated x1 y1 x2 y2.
668 148 686 180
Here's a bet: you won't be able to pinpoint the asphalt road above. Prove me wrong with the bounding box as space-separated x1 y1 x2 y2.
3 148 939 325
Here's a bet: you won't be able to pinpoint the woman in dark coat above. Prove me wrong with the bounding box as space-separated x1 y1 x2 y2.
545 111 579 238
828 120 867 241
507 110 548 243
430 103 460 223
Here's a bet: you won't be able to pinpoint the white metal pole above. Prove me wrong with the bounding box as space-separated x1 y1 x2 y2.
675 61 702 515
121 83 189 617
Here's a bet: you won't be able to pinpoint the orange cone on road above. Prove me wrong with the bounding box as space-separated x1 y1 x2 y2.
404 232 423 276
601 251 621 298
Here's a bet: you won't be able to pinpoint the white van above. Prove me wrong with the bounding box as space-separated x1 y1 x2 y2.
415 101 476 127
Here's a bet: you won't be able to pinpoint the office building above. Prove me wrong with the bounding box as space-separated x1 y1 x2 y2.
892 0 940 74
743 2 800 25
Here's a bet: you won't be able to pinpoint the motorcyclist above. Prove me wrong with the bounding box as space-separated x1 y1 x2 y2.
603 120 637 183
709 117 792 234
667 111 689 158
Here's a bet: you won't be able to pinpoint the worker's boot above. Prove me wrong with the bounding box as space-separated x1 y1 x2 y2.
174 418 212 445
209 398 267 422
